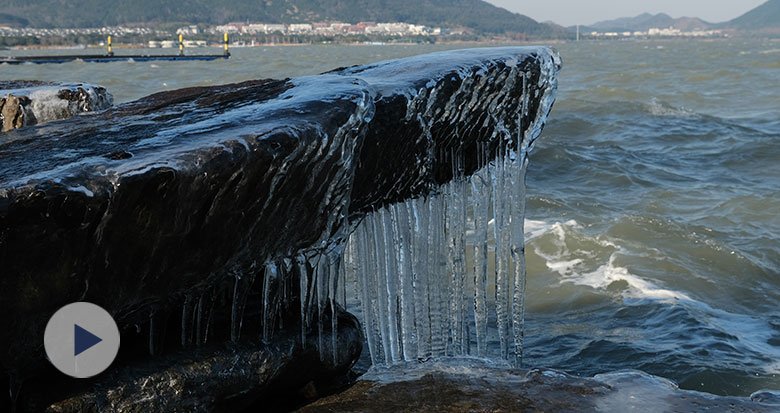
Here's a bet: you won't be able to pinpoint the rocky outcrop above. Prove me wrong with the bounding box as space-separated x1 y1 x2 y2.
299 359 780 412
0 81 112 132
0 47 559 409
27 308 362 412
0 94 31 132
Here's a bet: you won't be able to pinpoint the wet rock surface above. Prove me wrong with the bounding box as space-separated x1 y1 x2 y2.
299 360 779 412
25 308 361 412
0 47 559 409
0 81 113 132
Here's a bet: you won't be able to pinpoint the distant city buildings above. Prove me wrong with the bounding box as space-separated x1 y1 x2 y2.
0 21 727 45
175 25 200 35
0 26 165 38
588 27 724 38
210 21 442 37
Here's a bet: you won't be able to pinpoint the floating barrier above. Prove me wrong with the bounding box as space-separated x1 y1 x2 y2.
0 34 231 64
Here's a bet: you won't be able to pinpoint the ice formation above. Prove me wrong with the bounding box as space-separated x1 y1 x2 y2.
0 48 559 392
343 48 560 367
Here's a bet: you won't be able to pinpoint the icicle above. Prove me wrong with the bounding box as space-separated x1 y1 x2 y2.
427 193 447 357
195 294 204 346
181 295 194 348
379 207 403 362
445 153 467 357
8 374 22 409
312 254 328 359
367 212 392 364
357 221 383 365
493 152 512 360
281 258 294 332
261 262 278 343
338 246 348 309
393 202 417 360
510 154 528 366
231 274 242 343
328 249 342 365
148 308 164 356
471 160 491 357
297 254 309 347
410 198 431 360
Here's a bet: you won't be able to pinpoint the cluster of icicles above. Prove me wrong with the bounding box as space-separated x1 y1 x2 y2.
344 148 529 367
164 145 532 368
162 50 558 368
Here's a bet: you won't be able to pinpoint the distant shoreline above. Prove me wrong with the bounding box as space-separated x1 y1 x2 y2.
12 37 773 52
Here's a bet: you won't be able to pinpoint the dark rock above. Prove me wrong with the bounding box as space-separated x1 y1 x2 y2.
341 48 557 214
299 360 780 412
0 47 559 409
0 82 112 132
24 307 361 412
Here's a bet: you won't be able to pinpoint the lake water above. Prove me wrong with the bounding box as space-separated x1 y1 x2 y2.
3 39 778 397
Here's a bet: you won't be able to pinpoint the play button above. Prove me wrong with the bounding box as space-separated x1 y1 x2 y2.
44 302 120 378
74 324 103 356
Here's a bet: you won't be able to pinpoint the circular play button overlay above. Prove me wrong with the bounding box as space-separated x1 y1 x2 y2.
44 302 120 378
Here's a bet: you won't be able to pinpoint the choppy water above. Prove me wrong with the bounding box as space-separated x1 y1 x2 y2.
3 39 778 397
523 39 780 397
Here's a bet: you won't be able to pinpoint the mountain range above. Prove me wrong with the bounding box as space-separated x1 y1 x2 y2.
0 0 566 37
575 0 779 33
0 0 776 37
584 13 711 32
725 0 780 30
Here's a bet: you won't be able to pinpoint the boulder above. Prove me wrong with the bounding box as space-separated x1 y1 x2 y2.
28 308 362 412
0 47 560 409
0 81 112 132
0 94 30 132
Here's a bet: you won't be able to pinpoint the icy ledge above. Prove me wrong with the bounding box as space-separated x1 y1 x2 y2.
0 47 559 409
0 81 113 132
301 358 780 412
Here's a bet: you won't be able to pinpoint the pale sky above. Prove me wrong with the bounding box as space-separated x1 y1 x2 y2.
485 0 768 26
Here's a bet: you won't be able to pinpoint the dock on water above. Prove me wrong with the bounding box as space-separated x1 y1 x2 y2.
1 34 231 65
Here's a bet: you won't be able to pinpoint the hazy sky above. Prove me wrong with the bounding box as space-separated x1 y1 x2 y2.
485 0 767 26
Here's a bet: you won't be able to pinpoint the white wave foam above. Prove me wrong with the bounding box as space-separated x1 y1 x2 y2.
645 97 697 118
576 253 694 303
529 219 780 373
524 218 566 241
26 85 112 125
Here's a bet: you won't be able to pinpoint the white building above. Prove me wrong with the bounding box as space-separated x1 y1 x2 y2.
288 24 312 33
264 24 287 34
176 25 199 35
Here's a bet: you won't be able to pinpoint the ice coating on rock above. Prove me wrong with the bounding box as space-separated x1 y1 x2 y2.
0 81 112 131
0 48 560 396
301 358 780 412
344 46 559 367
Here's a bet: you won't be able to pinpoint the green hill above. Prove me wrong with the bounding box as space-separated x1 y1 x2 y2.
725 0 780 29
0 0 566 37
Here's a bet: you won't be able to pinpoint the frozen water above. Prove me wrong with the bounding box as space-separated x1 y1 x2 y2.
344 49 559 367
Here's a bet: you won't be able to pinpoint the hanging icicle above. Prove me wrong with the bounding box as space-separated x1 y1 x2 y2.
347 142 530 367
